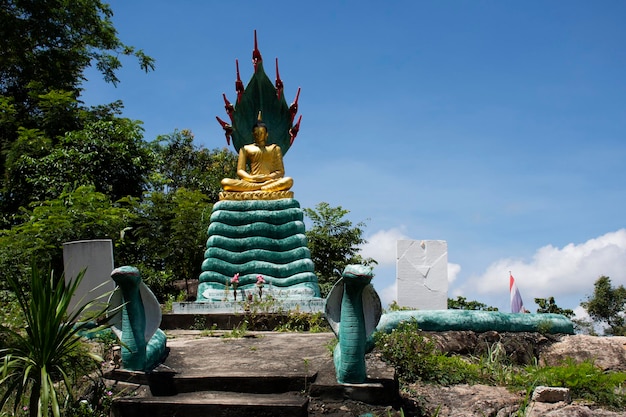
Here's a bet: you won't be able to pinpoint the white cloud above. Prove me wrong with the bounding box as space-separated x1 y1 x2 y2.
379 281 397 308
573 305 589 321
461 229 626 308
360 227 410 266
448 263 461 284
573 305 607 335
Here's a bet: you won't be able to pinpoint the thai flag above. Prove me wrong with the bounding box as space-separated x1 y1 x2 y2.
510 273 526 313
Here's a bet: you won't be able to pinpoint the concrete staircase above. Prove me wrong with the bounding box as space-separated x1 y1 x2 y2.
108 364 311 417
107 332 320 417
106 331 396 417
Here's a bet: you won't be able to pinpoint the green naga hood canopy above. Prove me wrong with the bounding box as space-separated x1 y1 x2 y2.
216 30 302 157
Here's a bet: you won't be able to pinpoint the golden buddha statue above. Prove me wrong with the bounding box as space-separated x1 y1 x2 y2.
220 120 293 197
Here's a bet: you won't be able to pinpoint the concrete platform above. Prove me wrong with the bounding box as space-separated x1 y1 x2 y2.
107 331 398 416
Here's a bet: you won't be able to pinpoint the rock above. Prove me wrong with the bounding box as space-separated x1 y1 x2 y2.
426 331 561 365
539 335 626 371
410 383 625 417
531 386 571 403
427 331 626 370
427 331 479 355
525 402 624 417
410 383 522 417
395 333 626 417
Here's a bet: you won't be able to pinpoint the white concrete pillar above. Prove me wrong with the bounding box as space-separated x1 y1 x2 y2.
396 240 448 309
63 239 115 317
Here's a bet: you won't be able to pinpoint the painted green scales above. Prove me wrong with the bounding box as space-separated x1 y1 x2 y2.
197 199 321 301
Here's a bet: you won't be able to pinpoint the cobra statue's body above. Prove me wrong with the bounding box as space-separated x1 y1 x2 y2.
110 266 167 371
326 265 382 384
376 310 574 334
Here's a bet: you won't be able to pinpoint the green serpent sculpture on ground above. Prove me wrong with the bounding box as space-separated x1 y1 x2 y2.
376 309 574 334
109 266 168 371
326 265 382 384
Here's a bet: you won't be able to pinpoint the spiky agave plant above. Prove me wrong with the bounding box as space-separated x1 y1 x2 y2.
0 265 111 417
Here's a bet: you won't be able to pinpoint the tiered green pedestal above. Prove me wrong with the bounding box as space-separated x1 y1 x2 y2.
196 198 322 310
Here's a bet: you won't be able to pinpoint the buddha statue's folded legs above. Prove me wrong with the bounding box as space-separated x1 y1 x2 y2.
221 176 293 192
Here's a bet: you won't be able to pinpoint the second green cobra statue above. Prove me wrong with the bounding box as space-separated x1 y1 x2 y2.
326 265 382 384
109 266 167 372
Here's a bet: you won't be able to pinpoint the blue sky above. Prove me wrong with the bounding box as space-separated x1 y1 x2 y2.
81 1 626 314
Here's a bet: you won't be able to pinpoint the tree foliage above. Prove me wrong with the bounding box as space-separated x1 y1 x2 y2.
580 276 626 336
303 202 376 296
149 129 237 202
448 296 499 311
0 185 133 286
0 0 250 304
535 296 574 318
0 0 154 170
2 118 154 218
116 188 214 301
0 126 235 298
1 0 155 222
111 132 237 300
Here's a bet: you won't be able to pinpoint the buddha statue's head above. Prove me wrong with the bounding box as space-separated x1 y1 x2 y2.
252 120 268 146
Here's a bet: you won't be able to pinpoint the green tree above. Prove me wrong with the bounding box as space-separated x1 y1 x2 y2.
167 188 213 296
149 129 237 201
0 126 232 300
3 118 154 217
535 296 574 318
0 185 132 286
303 202 376 297
116 188 213 301
111 132 236 300
581 276 626 336
0 0 154 170
448 296 499 311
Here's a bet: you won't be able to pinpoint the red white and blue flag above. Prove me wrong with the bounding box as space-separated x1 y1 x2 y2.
509 273 526 313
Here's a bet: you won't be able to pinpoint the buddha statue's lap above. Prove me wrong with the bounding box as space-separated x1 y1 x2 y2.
221 175 293 192
220 120 293 195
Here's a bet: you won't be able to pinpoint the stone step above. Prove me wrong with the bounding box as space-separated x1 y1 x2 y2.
105 366 314 396
112 390 308 417
173 373 312 394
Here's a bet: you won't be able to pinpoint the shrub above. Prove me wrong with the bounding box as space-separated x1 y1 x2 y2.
275 311 330 333
0 266 111 417
374 319 480 385
515 359 626 410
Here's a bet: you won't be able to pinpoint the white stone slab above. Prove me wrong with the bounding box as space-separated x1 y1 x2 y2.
199 284 318 302
173 299 326 314
396 240 448 310
63 239 115 317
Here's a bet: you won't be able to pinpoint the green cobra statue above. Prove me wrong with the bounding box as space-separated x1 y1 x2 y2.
326 265 382 384
109 266 167 371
